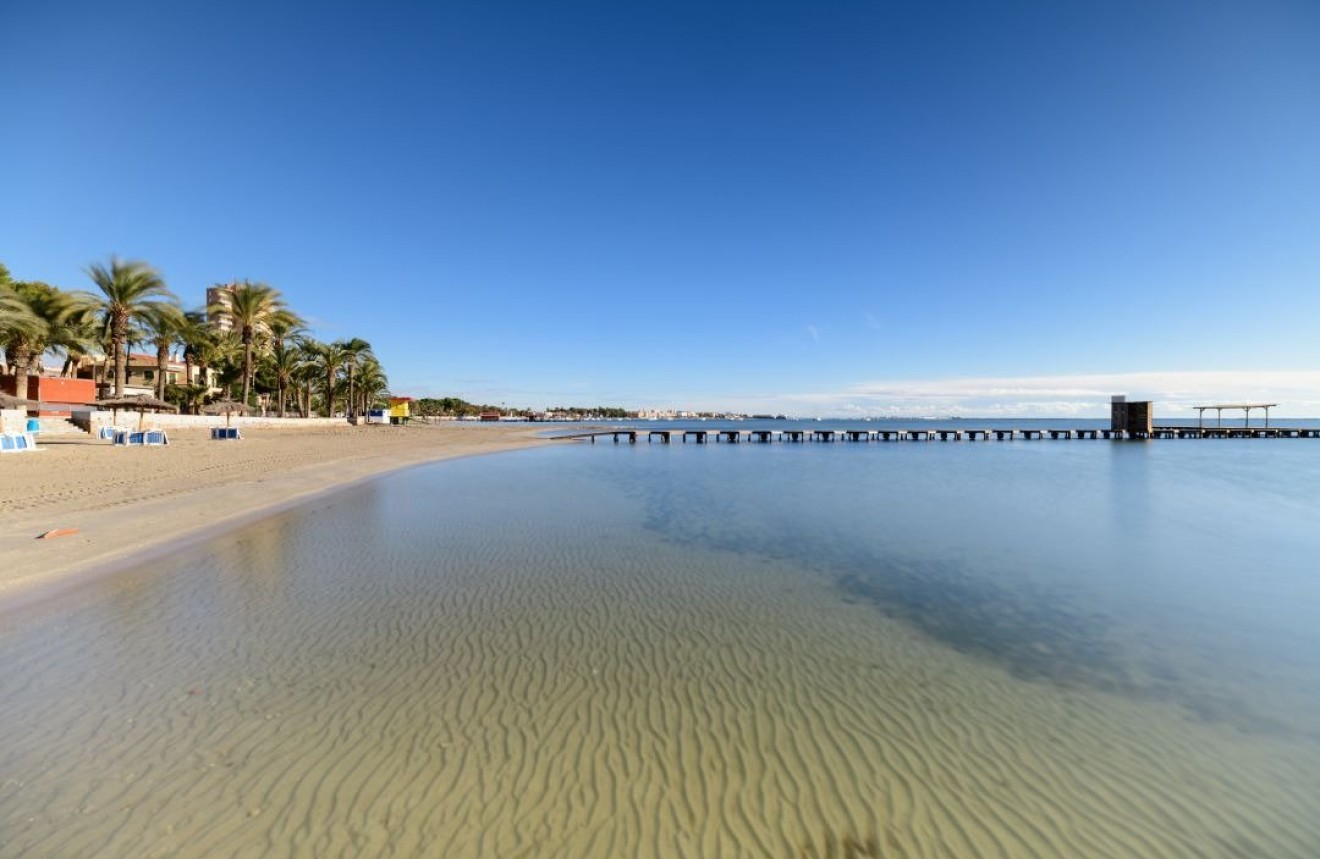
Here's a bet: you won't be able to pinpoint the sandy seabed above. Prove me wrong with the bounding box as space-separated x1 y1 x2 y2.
2 429 1319 859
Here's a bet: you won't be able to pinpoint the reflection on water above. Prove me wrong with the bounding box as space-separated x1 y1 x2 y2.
1107 439 1153 539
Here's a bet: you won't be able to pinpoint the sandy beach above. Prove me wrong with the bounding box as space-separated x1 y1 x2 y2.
0 422 556 608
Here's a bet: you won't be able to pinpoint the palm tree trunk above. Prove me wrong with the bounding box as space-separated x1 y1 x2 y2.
242 333 254 406
113 339 127 396
155 342 169 399
347 365 356 418
13 362 30 402
112 313 129 396
9 343 32 402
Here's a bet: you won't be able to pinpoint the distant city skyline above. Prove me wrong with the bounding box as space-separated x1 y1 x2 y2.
3 1 1318 415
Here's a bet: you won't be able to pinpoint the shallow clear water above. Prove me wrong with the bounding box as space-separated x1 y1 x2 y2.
620 439 1320 734
3 439 1319 858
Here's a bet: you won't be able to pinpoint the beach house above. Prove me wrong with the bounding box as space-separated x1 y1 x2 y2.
73 353 217 398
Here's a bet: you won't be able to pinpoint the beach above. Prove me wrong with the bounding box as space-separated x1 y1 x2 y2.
0 422 554 607
4 439 1319 858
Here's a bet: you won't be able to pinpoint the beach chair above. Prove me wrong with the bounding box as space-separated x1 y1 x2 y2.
112 430 142 446
99 426 122 441
210 427 242 440
145 429 169 446
1 433 35 453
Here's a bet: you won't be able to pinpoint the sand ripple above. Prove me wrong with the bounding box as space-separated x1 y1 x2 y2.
2 464 1318 858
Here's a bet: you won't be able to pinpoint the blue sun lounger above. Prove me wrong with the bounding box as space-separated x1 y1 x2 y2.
210 427 242 440
113 429 169 446
0 432 36 453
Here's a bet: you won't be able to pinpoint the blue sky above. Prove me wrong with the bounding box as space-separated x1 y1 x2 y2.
3 0 1319 415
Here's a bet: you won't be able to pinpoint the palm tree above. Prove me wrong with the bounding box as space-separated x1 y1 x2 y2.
2 282 93 400
222 281 287 407
292 356 320 418
139 302 186 399
169 382 211 415
205 331 243 399
56 297 103 378
83 257 174 396
269 337 305 418
354 355 389 415
0 276 41 374
333 337 373 419
180 319 240 400
176 310 212 392
301 339 346 417
265 313 306 418
0 285 38 333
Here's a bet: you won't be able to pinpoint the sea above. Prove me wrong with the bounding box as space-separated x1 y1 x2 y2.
3 419 1319 858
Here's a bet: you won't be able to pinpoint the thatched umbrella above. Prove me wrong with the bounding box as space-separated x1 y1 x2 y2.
203 400 250 427
0 392 39 410
97 395 177 430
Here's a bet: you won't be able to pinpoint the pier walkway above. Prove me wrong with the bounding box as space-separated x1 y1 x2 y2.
571 426 1320 444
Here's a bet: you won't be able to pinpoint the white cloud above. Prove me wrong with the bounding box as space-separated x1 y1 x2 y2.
762 370 1320 418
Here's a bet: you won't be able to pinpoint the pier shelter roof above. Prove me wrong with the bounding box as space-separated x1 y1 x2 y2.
1192 402 1279 428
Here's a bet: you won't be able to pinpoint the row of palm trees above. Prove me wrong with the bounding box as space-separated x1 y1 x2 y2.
0 257 388 417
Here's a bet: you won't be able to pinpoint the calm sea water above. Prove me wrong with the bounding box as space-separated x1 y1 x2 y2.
613 433 1320 726
3 435 1319 857
556 430 1320 720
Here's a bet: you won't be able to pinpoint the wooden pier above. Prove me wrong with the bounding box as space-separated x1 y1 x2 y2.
576 426 1320 444
574 398 1318 446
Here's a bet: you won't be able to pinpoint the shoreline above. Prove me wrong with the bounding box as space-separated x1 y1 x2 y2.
0 423 563 613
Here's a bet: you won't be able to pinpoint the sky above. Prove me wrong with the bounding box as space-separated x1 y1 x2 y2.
3 0 1319 416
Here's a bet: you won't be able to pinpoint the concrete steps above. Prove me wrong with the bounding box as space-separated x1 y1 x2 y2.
35 417 92 438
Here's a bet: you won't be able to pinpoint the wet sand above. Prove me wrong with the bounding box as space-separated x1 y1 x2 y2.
0 422 554 607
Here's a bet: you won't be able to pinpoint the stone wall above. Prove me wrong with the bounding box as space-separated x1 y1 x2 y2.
1 408 27 434
73 410 350 434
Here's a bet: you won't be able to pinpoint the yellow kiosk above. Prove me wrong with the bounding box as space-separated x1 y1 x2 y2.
388 397 412 425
